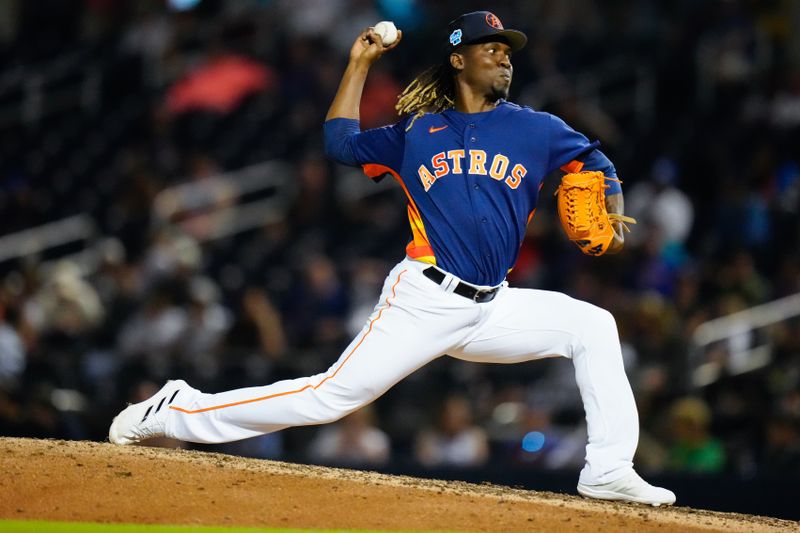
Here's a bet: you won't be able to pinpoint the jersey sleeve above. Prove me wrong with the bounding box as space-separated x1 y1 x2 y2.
323 118 406 173
546 114 601 174
547 114 622 195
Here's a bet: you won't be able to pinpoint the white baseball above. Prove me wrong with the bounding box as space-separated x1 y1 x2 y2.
373 21 398 46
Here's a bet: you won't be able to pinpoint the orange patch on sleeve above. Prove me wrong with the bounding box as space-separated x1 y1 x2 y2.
560 160 584 174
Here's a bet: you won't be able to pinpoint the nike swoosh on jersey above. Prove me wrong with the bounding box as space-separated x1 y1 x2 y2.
428 125 449 134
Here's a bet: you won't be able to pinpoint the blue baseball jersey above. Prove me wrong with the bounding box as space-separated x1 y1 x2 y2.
324 100 621 286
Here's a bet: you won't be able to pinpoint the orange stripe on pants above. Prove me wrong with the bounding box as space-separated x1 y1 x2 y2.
170 269 408 415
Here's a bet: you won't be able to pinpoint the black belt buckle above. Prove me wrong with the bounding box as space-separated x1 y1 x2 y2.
472 287 497 303
423 267 498 303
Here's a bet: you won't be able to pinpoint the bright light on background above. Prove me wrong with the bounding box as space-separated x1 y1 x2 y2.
521 431 546 453
167 0 202 12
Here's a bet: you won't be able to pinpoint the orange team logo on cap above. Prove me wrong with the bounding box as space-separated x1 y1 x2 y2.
486 12 503 30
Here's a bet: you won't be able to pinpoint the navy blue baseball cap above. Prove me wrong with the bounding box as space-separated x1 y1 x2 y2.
447 11 527 52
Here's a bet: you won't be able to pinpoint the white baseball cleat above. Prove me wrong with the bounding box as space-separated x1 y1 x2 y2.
577 471 676 507
108 380 188 445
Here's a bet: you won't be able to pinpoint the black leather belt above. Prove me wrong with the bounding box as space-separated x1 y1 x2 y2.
422 267 499 303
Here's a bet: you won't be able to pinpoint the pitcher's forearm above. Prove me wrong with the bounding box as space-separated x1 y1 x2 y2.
326 26 402 121
605 192 626 254
606 192 624 218
326 61 370 121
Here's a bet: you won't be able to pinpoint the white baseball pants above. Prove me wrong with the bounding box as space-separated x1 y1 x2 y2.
165 257 638 485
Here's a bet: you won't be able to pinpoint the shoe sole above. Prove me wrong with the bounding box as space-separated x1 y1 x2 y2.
577 484 675 507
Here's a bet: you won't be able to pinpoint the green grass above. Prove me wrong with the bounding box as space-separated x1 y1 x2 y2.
0 521 430 533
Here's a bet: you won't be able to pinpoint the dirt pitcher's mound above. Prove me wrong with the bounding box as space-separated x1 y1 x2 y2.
0 438 795 532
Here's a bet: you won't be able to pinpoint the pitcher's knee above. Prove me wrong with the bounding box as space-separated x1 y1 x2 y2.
572 298 612 324
593 308 619 340
596 307 617 330
574 302 619 341
310 385 375 424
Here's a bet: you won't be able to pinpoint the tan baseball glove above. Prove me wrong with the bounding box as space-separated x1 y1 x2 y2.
555 171 637 256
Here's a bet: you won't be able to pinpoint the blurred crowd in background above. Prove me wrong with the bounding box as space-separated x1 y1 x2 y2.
1 0 799 481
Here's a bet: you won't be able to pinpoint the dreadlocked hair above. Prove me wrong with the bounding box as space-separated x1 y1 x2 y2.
396 61 456 130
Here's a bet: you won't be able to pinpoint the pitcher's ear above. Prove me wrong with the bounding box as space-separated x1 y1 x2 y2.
450 52 464 72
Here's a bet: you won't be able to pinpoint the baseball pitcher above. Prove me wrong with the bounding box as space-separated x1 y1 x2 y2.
110 11 674 506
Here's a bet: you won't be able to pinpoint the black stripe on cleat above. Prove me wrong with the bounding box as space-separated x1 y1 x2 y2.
141 406 153 423
155 397 166 413
168 390 180 404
